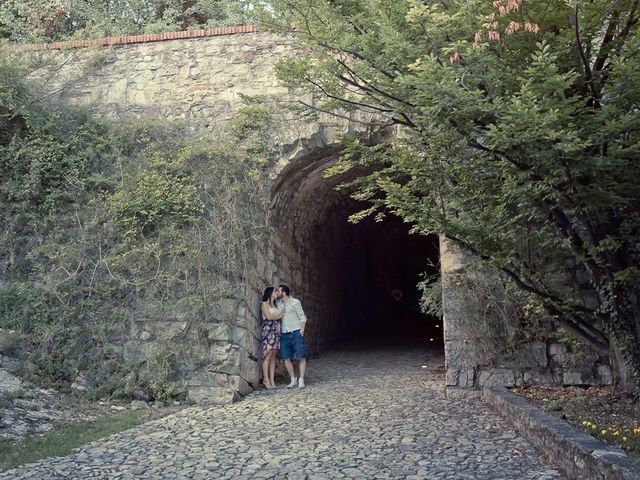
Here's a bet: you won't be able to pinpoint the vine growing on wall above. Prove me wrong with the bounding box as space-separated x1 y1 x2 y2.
0 48 277 399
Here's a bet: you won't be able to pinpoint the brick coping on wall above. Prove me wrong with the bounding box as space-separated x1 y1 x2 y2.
482 387 640 480
10 25 260 52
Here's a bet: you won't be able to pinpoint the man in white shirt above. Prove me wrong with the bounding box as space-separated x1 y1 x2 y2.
277 284 308 389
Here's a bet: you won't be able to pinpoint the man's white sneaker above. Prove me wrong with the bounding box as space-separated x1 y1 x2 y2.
298 378 305 389
286 377 298 388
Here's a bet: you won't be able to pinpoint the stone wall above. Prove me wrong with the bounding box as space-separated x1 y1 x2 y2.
23 28 353 402
31 27 289 125
440 237 612 390
20 28 610 401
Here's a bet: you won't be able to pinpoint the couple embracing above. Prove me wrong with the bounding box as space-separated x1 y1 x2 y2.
260 284 308 390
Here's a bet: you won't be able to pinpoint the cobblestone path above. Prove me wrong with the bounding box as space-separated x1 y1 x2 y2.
1 344 567 479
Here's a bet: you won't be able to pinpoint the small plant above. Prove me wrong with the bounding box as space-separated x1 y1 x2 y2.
0 437 15 465
545 400 563 412
149 382 186 404
418 271 442 318
0 389 27 409
580 420 640 464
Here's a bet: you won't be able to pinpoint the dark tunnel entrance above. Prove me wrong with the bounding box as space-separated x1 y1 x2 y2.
340 215 441 345
271 147 442 353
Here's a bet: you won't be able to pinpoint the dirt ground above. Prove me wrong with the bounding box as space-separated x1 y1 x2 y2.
512 385 640 465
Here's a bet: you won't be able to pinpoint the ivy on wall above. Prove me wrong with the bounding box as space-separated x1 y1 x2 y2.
0 48 276 400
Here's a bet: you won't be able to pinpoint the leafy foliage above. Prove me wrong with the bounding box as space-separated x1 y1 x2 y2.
263 0 640 384
0 0 258 43
0 49 274 394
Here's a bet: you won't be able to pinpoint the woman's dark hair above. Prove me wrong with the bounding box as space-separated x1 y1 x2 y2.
262 286 275 304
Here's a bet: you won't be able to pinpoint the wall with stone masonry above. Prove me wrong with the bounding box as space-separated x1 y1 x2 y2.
28 27 289 126
20 28 609 402
22 28 357 403
440 237 612 390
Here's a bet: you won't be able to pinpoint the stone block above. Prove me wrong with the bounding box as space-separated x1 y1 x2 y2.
243 363 260 386
444 339 490 368
130 400 148 410
264 262 278 283
523 370 560 387
227 374 240 391
186 370 228 387
226 374 252 395
256 253 266 277
445 368 459 386
563 370 594 386
215 299 238 321
218 346 241 375
529 342 548 368
549 343 569 367
244 290 261 313
209 343 232 364
439 236 465 274
478 368 516 388
0 329 19 354
187 386 238 406
459 368 476 387
206 323 230 341
70 373 90 393
511 342 549 369
596 364 613 385
447 367 476 387
445 387 481 400
577 349 600 366
155 320 188 339
442 312 466 340
230 326 256 352
279 257 290 274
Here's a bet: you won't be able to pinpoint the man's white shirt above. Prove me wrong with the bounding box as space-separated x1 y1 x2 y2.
279 297 307 333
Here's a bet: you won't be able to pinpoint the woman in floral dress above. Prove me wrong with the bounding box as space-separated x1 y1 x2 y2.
260 286 285 389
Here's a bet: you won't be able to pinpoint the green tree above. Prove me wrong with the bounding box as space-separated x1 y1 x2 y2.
0 0 256 43
263 0 640 386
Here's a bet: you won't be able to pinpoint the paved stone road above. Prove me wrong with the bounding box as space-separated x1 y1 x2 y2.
1 343 567 479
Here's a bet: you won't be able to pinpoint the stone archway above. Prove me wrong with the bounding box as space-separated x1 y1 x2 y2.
268 143 442 355
19 29 612 403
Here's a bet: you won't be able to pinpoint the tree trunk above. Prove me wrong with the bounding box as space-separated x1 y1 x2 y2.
609 341 635 390
608 284 640 390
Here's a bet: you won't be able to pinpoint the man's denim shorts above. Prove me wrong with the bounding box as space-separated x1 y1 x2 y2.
280 330 307 360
